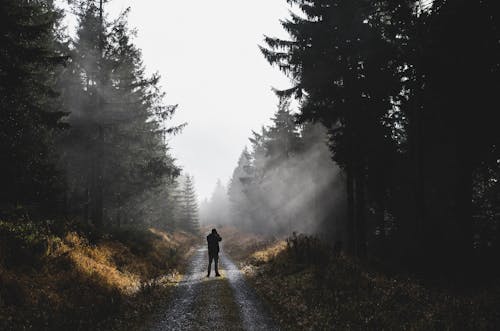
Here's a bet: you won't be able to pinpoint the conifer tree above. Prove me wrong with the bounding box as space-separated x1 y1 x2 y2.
179 175 199 233
227 101 343 235
264 99 301 169
0 0 67 206
261 0 401 257
228 148 254 229
60 3 180 226
261 0 500 267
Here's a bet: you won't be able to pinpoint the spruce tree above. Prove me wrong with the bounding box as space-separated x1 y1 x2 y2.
179 175 199 233
0 0 67 206
264 99 301 169
60 3 180 227
261 0 400 257
228 148 254 229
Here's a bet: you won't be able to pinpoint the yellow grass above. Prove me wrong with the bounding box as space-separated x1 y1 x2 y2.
249 240 287 263
0 226 196 323
61 233 140 294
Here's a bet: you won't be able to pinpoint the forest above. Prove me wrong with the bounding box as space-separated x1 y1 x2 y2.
1 0 500 330
0 0 200 233
202 0 500 273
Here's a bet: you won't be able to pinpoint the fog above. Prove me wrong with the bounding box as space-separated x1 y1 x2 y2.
56 0 294 201
200 123 347 240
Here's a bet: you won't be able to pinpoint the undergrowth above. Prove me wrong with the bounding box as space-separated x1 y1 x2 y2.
233 232 500 330
0 219 197 330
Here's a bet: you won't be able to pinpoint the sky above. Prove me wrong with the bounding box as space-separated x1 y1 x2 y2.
58 0 293 201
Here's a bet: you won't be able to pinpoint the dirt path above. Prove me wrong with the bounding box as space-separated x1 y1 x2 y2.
147 246 278 331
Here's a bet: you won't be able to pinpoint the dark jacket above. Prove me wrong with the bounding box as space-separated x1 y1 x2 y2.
207 233 222 254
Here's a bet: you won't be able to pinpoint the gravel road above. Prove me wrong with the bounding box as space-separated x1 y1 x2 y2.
147 246 278 331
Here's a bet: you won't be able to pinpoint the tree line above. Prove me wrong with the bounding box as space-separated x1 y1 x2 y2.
201 0 500 273
222 100 344 236
257 0 500 272
0 0 199 233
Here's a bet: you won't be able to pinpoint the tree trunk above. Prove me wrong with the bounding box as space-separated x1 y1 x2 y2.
94 125 104 227
354 168 367 258
346 163 355 255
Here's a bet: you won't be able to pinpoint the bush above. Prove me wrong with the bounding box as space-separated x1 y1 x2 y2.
0 220 55 267
285 232 329 267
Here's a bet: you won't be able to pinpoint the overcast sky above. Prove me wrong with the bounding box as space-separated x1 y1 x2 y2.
59 0 292 201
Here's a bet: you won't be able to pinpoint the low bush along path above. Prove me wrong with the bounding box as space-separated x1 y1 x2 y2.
146 245 278 331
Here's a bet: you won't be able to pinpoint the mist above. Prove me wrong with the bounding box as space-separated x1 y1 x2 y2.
200 104 346 240
50 2 198 232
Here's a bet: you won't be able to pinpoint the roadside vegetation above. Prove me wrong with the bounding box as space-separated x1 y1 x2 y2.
225 231 500 330
0 218 197 330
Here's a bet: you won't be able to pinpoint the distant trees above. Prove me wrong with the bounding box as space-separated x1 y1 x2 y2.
228 148 254 229
227 101 344 236
262 0 500 270
200 179 229 226
178 175 199 234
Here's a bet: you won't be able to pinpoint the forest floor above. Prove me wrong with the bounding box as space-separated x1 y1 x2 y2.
0 219 198 330
4 222 500 330
222 229 500 330
144 245 277 331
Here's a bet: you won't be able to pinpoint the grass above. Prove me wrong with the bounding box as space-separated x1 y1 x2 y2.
192 276 244 330
225 231 500 330
215 225 277 263
0 219 198 330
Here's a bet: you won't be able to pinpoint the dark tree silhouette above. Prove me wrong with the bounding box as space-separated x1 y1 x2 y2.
261 0 500 271
0 0 67 208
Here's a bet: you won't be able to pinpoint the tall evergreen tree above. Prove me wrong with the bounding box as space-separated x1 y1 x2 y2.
227 100 343 235
264 99 302 169
179 175 199 233
228 148 254 229
0 0 67 207
59 3 180 227
261 0 500 269
261 0 419 257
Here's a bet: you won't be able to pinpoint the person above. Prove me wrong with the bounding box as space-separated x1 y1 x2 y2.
207 228 222 277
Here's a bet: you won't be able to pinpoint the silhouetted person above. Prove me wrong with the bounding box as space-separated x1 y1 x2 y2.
207 228 222 277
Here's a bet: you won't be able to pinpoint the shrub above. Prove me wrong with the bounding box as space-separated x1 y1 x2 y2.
0 220 55 267
285 232 329 267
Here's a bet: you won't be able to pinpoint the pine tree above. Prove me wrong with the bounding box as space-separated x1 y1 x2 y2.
163 177 183 230
249 127 268 178
60 3 180 227
0 0 67 206
179 175 199 233
264 99 301 169
227 148 254 229
261 0 401 257
227 100 344 235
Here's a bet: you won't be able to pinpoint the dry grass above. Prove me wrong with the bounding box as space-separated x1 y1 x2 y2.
238 234 500 330
248 240 287 264
212 225 279 263
63 232 141 294
0 221 197 330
